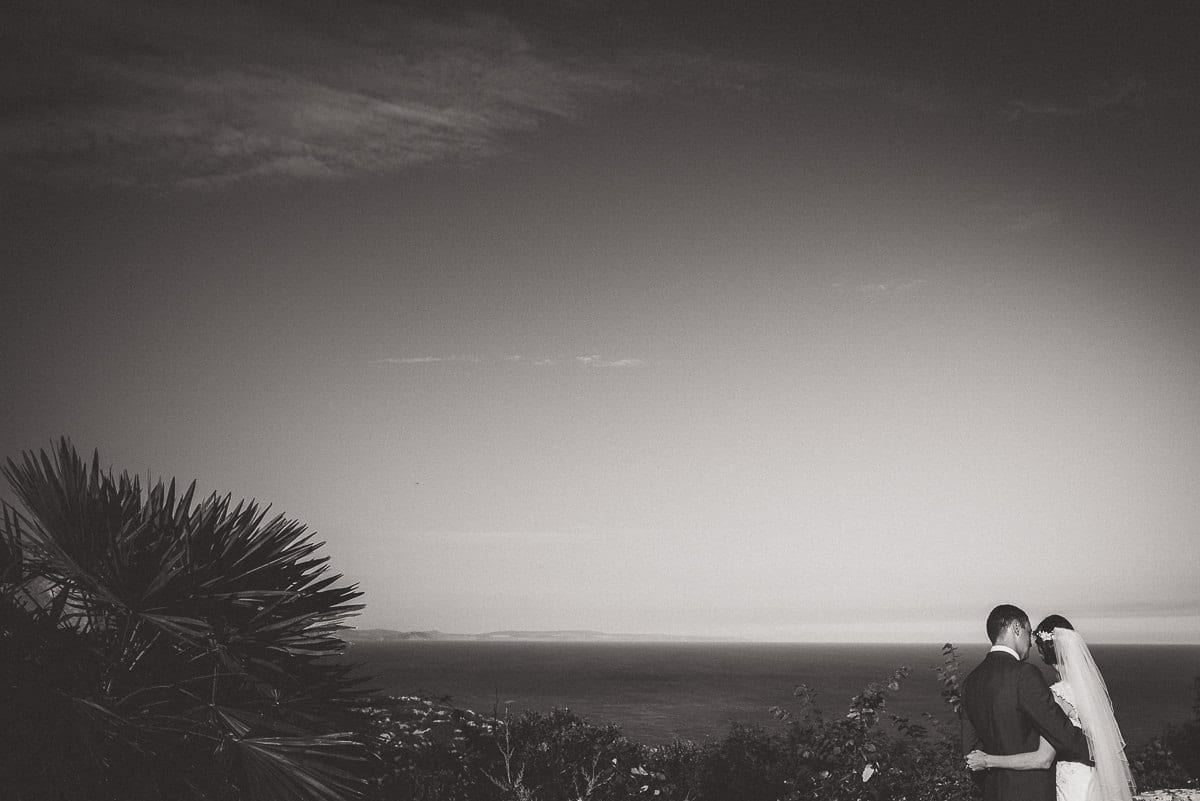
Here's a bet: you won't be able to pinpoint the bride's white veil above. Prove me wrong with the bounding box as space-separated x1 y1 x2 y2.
1054 627 1136 801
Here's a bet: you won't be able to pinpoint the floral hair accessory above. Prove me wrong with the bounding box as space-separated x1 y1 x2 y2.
1035 630 1054 643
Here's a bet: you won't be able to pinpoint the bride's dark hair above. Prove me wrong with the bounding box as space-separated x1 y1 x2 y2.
1034 614 1075 665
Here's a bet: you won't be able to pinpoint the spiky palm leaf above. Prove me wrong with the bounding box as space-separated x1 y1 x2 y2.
1 439 372 801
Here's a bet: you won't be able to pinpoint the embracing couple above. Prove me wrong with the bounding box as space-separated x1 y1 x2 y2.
962 604 1136 801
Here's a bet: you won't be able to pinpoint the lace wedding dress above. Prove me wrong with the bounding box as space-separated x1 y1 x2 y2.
1050 629 1136 801
1052 680 1099 801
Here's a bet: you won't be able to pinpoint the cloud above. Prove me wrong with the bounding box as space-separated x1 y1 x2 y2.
1005 78 1146 121
1 1 968 188
377 354 644 368
575 355 645 368
841 278 927 296
982 200 1062 232
17 1 1123 188
792 69 952 114
0 1 634 186
375 355 480 365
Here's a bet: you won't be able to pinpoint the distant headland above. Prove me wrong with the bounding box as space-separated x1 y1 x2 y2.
341 628 744 643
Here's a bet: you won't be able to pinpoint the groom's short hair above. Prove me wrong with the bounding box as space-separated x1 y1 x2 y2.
986 604 1029 643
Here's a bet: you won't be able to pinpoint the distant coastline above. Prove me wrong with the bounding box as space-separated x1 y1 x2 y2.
341 628 745 643
339 629 1200 645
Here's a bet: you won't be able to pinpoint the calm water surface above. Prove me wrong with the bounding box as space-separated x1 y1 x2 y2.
349 641 1200 747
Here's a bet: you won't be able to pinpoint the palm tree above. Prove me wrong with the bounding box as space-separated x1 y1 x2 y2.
0 439 372 801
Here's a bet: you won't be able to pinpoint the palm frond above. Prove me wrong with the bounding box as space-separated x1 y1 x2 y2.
2 440 373 801
236 733 369 801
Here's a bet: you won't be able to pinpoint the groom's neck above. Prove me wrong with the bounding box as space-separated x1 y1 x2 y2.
989 643 1022 660
992 632 1025 659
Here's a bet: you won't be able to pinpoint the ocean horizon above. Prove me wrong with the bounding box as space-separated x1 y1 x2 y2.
347 640 1200 748
346 629 1200 645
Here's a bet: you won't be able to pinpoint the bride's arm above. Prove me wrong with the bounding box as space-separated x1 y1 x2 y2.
966 737 1056 771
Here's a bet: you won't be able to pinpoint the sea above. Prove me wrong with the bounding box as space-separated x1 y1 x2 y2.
348 641 1200 748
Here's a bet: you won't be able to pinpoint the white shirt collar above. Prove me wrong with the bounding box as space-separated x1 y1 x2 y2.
989 644 1021 660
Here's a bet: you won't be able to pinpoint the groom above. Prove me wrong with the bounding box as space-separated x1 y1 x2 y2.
962 604 1091 801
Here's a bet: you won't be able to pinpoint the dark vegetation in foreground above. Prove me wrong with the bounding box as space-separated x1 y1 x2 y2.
2 441 1197 800
363 657 1200 801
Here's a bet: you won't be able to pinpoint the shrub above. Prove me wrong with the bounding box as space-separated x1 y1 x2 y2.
1131 735 1195 792
764 665 976 801
0 440 371 801
366 698 650 800
362 644 1200 801
678 723 794 801
364 658 983 801
1131 673 1200 791
365 696 500 800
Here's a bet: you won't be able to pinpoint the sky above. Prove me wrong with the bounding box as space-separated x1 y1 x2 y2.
2 0 1198 643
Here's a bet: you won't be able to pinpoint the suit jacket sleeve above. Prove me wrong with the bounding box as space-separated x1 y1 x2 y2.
960 705 986 795
1016 663 1091 761
960 706 981 756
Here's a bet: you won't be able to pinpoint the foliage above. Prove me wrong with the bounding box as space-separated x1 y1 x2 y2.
365 695 501 800
0 439 371 801
1130 735 1196 792
1130 673 1200 791
362 643 1200 801
934 642 964 717
366 697 652 800
363 656 983 801
764 663 977 801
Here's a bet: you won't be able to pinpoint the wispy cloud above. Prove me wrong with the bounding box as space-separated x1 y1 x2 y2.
375 355 481 365
982 200 1062 232
0 1 1007 189
859 279 927 294
833 278 928 297
376 354 644 368
1005 78 1146 121
574 355 645 368
791 69 952 114
0 1 634 186
1 0 805 188
10 1 1147 188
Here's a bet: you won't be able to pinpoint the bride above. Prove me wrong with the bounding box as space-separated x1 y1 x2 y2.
965 615 1137 801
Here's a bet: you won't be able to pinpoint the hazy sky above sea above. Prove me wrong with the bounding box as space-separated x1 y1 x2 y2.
3 1 1198 643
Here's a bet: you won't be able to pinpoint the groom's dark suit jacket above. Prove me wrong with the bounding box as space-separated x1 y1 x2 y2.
962 650 1091 801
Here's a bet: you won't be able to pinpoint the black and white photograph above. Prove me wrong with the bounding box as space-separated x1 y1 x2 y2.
2 2 1198 799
